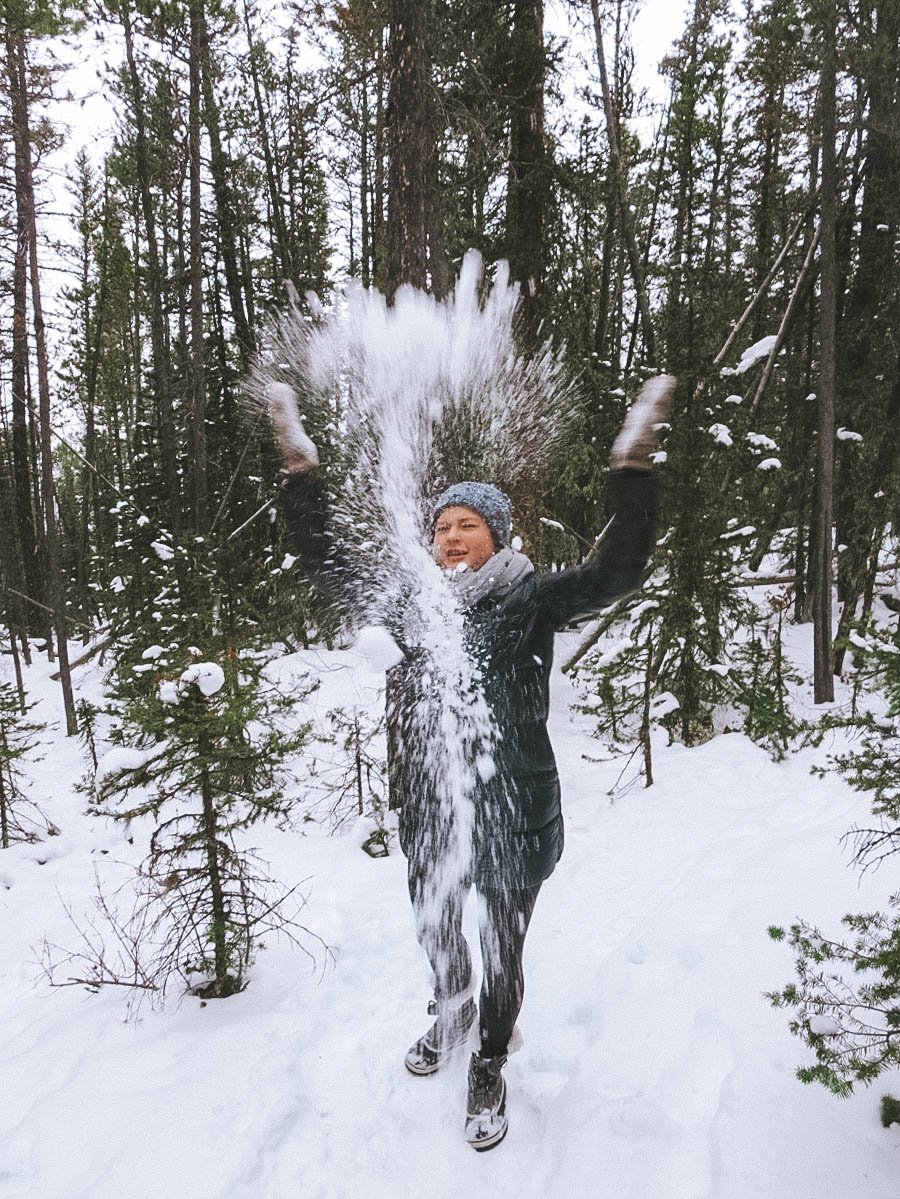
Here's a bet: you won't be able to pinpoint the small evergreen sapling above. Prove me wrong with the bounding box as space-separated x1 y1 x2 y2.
571 599 666 789
97 646 315 999
880 1094 900 1128
313 705 389 853
571 581 802 787
0 681 52 847
726 592 803 760
768 630 900 1095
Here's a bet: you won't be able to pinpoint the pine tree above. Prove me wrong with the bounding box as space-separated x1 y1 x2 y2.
0 679 49 847
97 644 315 999
769 629 900 1093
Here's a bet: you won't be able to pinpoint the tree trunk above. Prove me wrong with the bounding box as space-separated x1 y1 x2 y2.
832 0 900 672
11 26 78 730
506 0 547 338
386 0 445 300
198 3 253 367
199 742 230 995
0 751 9 849
189 0 208 534
119 3 182 538
812 7 836 704
590 0 655 365
4 20 42 626
241 0 293 286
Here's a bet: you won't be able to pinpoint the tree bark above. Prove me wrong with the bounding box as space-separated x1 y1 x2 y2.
241 0 293 286
198 3 254 367
831 0 900 672
812 7 836 704
199 737 230 995
506 0 547 338
590 0 656 365
4 20 42 625
119 3 182 537
6 22 78 731
386 0 446 300
189 0 208 534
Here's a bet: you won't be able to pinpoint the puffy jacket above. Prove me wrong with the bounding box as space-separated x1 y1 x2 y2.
279 468 657 888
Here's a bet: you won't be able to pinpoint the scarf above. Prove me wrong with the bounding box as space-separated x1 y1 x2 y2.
446 547 534 607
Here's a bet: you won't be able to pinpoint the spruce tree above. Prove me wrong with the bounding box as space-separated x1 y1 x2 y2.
769 629 900 1093
0 680 50 847
97 644 315 999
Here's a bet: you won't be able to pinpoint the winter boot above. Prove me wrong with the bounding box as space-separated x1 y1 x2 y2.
404 995 477 1076
464 1051 508 1151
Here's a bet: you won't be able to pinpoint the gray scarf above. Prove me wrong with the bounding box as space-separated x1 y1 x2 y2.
447 547 534 607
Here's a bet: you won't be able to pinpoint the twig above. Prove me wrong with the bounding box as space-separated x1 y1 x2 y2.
1 584 94 633
228 494 278 541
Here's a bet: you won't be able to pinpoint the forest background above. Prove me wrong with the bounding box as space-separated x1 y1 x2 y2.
1 0 900 1098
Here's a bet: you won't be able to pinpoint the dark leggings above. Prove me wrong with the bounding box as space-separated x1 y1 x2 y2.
408 867 541 1058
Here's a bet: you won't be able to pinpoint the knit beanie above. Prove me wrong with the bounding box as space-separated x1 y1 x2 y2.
430 482 513 548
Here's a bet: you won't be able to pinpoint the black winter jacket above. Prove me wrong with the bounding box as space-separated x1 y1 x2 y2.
279 469 657 888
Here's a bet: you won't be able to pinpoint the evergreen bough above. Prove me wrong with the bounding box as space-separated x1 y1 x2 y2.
0 681 51 847
768 629 900 1095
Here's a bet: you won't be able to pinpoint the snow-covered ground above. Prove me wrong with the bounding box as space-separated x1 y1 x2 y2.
2 635 899 1199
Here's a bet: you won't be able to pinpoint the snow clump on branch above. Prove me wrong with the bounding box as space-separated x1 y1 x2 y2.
157 662 227 705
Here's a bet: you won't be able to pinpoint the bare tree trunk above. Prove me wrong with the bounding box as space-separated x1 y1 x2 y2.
832 0 900 673
80 174 113 594
386 0 445 300
640 629 654 787
119 3 182 538
189 0 208 534
360 78 371 288
506 0 547 337
748 224 821 415
373 29 387 290
7 24 77 731
198 3 253 367
241 0 292 286
4 20 42 626
813 8 836 703
0 454 30 697
0 751 9 848
590 0 656 365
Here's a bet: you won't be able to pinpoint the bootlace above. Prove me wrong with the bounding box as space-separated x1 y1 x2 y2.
468 1055 505 1111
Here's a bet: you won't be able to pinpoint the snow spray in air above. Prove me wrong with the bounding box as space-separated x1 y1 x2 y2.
251 251 574 984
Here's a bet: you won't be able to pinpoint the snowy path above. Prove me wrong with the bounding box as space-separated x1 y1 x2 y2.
2 650 899 1198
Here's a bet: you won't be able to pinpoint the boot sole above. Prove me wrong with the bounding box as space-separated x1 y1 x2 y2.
404 1016 476 1076
404 1037 470 1075
469 1121 509 1151
404 1055 441 1076
466 1076 507 1150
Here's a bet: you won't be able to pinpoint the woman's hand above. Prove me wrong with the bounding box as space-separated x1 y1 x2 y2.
610 374 676 471
267 383 320 474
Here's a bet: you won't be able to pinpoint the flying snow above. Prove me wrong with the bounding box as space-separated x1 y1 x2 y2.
352 625 404 674
249 251 576 965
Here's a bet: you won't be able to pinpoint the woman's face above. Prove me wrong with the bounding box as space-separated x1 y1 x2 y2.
433 505 496 572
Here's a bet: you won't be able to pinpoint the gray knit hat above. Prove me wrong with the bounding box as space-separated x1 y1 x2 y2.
430 482 513 548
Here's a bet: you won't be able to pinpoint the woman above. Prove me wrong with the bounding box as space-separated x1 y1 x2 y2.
270 375 673 1151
